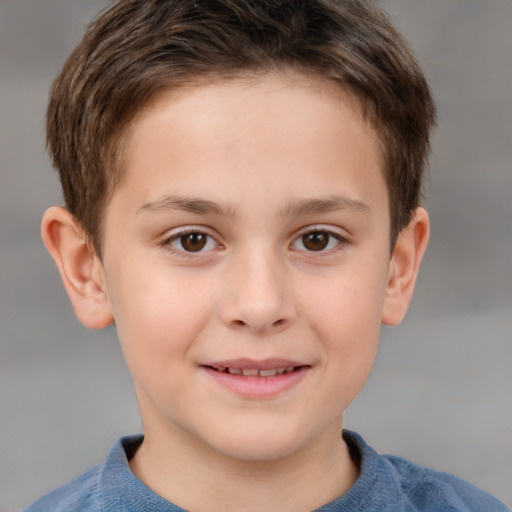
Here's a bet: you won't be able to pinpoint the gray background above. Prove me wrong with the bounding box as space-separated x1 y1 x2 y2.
1 0 511 510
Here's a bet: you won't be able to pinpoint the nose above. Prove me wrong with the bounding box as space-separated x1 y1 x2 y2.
219 250 296 335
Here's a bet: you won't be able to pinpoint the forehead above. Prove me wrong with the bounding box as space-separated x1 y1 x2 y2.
119 72 381 161
112 73 387 219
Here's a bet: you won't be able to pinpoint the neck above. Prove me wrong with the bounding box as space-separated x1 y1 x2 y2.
129 420 359 512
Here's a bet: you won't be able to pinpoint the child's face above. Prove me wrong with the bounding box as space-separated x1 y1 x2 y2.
97 74 398 460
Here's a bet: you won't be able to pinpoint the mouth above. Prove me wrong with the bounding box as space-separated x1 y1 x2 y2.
200 360 310 397
205 365 300 377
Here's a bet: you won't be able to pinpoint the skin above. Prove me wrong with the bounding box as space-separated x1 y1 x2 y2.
42 73 429 512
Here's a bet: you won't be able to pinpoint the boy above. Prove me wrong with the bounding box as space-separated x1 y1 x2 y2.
24 0 509 510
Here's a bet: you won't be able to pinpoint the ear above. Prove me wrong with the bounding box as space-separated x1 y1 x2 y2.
41 206 114 329
381 207 430 326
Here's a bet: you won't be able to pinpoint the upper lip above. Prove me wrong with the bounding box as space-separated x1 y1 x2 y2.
201 358 308 370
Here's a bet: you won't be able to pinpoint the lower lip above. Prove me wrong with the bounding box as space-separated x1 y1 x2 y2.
202 366 310 398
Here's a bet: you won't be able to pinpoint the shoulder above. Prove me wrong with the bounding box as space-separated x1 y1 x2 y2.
339 430 510 512
22 435 144 512
22 464 102 512
382 453 509 512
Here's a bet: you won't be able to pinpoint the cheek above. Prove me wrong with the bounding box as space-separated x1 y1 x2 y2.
303 263 387 335
301 264 386 391
316 285 382 363
105 264 216 374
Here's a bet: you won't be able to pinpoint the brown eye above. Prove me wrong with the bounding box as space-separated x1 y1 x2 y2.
166 229 220 255
301 232 329 251
180 232 208 252
291 229 345 254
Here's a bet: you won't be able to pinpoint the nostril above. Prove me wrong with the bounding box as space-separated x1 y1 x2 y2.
230 318 287 331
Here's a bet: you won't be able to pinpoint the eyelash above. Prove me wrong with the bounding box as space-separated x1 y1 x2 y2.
161 226 348 257
290 228 348 255
161 228 222 257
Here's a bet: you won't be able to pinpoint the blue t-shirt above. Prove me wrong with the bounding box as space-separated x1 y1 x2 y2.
24 430 509 511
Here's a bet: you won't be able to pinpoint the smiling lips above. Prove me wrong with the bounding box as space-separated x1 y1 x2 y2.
202 359 310 397
210 366 297 377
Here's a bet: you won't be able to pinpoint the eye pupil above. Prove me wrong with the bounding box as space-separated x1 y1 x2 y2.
302 232 329 251
181 233 207 252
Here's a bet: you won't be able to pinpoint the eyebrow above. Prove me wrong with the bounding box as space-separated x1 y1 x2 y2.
138 194 371 218
138 195 236 217
280 196 372 217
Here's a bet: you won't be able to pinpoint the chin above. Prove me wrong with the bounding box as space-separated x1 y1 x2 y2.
206 425 307 462
217 442 298 462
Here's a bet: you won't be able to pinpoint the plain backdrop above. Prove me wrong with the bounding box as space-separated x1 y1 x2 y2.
1 1 511 510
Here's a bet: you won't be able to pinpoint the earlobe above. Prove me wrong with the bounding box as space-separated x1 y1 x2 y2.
381 207 430 326
41 206 114 329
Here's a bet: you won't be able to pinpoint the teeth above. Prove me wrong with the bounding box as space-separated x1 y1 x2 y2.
259 368 277 377
216 366 297 376
241 368 259 376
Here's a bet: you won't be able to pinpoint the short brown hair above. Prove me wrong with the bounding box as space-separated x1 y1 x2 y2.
47 0 436 254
